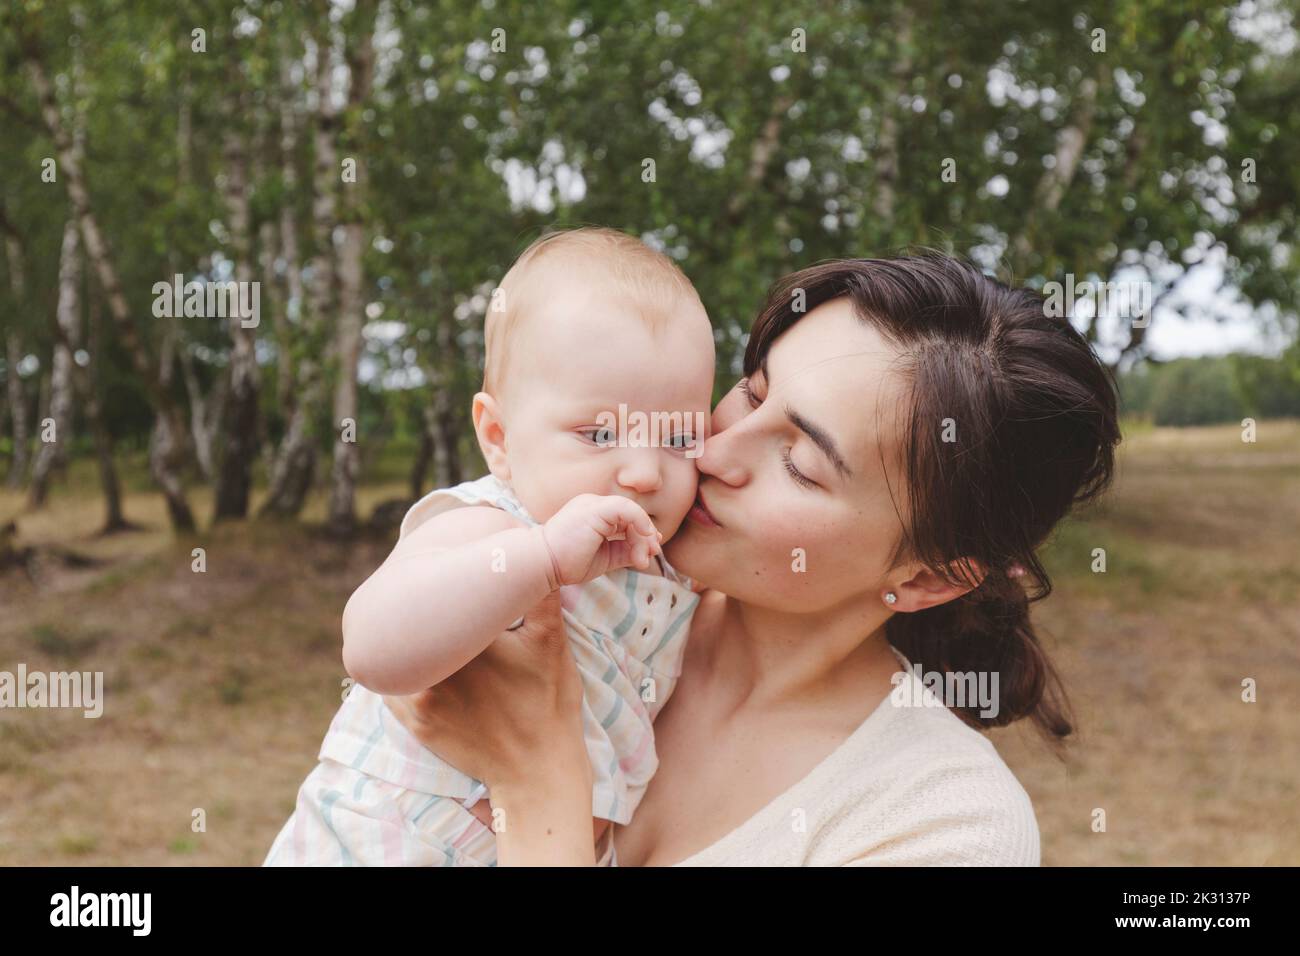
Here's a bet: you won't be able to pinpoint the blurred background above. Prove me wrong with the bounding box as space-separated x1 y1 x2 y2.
0 0 1296 865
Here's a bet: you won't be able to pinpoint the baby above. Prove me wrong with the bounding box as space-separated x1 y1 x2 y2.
264 227 716 865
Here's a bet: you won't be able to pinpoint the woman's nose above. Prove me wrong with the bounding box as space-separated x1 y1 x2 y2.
695 418 751 487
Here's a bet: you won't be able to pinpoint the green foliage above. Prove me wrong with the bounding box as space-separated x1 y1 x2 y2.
1120 352 1300 425
1151 358 1244 426
1 0 1297 498
1230 345 1300 417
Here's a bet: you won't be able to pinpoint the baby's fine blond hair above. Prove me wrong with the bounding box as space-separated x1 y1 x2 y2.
482 227 703 399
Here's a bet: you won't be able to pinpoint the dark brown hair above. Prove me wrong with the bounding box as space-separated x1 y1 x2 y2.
746 253 1121 749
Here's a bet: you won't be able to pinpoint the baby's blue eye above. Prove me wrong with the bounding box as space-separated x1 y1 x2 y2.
666 433 693 449
590 427 617 446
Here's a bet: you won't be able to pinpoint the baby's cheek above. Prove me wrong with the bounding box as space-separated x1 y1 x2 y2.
536 462 587 520
662 459 700 530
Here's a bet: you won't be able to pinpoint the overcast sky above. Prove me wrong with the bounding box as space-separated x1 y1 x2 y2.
1085 253 1295 365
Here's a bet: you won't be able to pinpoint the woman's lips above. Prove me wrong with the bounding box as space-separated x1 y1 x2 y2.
688 489 722 528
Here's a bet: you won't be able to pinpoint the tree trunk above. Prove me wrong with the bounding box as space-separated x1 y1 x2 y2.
3 232 30 489
258 214 287 484
409 401 434 499
35 369 51 457
81 290 128 531
726 93 794 224
410 305 467 499
1010 72 1105 274
177 338 219 480
28 218 80 508
148 303 196 532
261 31 338 518
3 329 29 489
45 246 130 531
434 391 462 487
432 312 465 488
326 6 377 537
327 217 364 535
25 52 195 530
276 53 304 418
436 400 462 486
871 8 914 222
212 94 261 522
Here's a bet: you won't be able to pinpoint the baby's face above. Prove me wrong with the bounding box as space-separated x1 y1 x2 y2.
499 286 715 542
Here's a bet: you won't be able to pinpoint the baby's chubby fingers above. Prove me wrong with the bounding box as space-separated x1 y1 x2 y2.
633 521 663 570
586 494 658 543
630 520 662 556
585 495 662 571
542 494 666 585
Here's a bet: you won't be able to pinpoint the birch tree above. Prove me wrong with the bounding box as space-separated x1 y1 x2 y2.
23 44 196 531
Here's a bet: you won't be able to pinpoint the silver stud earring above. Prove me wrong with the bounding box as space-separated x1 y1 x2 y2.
884 591 898 605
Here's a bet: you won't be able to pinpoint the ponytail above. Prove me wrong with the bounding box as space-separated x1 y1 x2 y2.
886 564 1075 753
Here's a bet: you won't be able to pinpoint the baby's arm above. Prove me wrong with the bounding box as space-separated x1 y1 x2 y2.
341 494 663 697
341 506 554 695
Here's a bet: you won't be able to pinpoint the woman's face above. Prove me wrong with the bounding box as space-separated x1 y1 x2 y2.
666 297 913 614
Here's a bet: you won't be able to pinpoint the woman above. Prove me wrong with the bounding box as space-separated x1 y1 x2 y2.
385 253 1121 865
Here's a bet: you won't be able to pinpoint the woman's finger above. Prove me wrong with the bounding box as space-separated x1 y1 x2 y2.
380 588 576 787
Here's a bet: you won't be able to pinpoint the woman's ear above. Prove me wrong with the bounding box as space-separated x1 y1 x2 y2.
887 558 987 613
471 391 511 482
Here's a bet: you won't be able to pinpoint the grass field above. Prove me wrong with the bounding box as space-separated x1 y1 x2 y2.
1 420 1297 865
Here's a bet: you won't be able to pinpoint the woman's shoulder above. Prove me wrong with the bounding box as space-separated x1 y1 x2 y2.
817 686 1042 866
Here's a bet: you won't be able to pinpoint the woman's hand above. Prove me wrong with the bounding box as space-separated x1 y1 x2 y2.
382 589 597 865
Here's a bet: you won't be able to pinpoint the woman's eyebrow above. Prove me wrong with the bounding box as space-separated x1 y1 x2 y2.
783 403 853 480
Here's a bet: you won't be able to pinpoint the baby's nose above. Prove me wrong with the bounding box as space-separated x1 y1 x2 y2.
615 452 664 493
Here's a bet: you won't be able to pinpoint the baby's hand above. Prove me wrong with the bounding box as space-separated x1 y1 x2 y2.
538 494 663 588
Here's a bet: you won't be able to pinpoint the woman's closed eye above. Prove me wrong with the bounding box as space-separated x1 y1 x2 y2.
739 377 819 490
781 449 817 489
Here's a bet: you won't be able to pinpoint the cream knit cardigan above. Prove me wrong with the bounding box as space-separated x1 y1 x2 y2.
599 647 1041 866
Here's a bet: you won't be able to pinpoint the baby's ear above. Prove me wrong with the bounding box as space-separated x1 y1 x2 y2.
471 391 511 481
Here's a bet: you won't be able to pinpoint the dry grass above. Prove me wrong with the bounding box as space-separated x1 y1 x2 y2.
989 418 1300 866
1 421 1297 865
0 478 401 865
